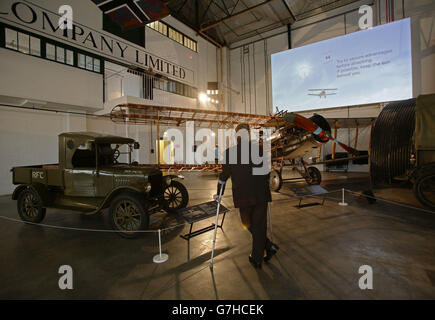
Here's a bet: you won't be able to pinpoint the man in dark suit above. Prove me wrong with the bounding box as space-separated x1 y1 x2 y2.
214 123 279 268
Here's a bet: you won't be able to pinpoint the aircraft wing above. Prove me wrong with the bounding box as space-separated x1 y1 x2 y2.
308 94 321 96
325 117 376 128
308 88 338 91
262 117 296 128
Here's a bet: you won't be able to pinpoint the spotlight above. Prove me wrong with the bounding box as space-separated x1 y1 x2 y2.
199 93 208 103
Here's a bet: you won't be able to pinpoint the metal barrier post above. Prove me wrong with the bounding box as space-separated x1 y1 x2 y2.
339 188 348 206
153 229 169 263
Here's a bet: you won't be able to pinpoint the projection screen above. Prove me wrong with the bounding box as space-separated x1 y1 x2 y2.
271 18 412 112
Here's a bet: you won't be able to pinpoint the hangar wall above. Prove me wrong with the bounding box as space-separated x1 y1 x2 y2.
226 0 435 172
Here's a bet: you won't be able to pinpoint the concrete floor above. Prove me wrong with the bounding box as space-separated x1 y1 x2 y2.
1 170 435 299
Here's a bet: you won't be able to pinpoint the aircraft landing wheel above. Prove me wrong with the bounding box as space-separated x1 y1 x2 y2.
306 167 321 185
270 169 283 192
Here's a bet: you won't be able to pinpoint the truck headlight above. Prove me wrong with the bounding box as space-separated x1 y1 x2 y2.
145 182 152 193
165 176 172 186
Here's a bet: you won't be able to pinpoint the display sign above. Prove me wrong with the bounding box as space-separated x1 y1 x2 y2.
271 18 413 111
178 201 229 224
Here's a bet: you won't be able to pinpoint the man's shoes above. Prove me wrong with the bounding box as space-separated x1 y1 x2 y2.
249 255 262 269
264 243 279 262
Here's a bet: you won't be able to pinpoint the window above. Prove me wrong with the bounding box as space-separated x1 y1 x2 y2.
170 28 183 44
151 75 196 98
148 21 167 36
66 50 74 65
184 36 197 51
78 53 85 68
5 28 41 57
93 58 100 73
131 69 197 99
46 43 74 66
18 32 29 54
30 37 40 56
159 22 167 35
5 28 18 50
56 47 65 63
2 25 101 74
46 43 55 60
78 53 101 73
147 21 197 52
86 55 93 71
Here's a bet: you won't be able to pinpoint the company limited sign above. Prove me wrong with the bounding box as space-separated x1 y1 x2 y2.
0 0 194 83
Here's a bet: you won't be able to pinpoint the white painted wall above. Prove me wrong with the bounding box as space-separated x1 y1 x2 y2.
0 106 86 194
0 0 220 195
0 48 103 110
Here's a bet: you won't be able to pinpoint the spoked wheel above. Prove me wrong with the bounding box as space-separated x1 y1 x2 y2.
17 188 46 223
414 173 435 210
305 166 321 185
270 169 282 192
109 193 149 238
163 180 189 213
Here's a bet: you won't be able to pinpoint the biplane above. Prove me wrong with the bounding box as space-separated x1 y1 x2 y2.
109 103 373 192
308 88 338 99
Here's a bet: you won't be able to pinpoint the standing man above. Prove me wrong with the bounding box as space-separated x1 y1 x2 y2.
214 123 279 269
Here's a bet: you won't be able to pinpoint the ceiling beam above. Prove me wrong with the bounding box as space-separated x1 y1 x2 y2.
168 9 225 46
281 0 296 22
200 0 275 32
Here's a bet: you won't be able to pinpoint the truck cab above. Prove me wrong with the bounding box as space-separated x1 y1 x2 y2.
11 132 189 238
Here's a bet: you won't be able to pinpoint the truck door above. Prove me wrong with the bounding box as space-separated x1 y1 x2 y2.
64 169 96 197
64 145 96 197
94 169 113 197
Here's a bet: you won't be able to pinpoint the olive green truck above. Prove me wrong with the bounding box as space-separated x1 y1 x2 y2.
11 132 188 237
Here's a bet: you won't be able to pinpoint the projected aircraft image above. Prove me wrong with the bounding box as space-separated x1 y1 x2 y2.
308 88 338 98
271 18 413 112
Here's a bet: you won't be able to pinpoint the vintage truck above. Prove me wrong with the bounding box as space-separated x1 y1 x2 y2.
11 132 189 237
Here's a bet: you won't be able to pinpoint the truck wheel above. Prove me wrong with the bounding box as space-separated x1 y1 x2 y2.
163 180 189 213
109 193 149 238
270 169 282 192
17 188 46 223
306 167 321 185
414 173 435 210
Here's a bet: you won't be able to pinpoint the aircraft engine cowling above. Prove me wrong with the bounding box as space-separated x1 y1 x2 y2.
271 114 331 159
